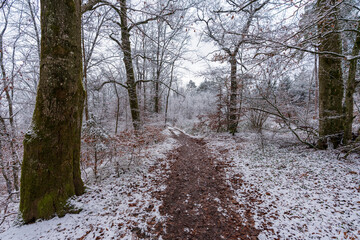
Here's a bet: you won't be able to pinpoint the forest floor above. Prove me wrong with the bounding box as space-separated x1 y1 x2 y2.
0 127 359 239
155 129 260 239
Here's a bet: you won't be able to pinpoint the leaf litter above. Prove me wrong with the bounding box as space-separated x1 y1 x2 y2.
0 128 359 239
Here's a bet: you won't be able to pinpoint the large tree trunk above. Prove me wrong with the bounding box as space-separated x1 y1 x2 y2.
119 0 141 130
228 55 238 135
343 22 360 144
317 0 344 149
20 0 85 223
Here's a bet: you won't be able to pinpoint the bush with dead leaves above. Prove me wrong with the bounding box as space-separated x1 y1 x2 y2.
81 122 165 181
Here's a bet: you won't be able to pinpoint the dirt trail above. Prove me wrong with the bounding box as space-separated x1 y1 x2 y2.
157 130 260 240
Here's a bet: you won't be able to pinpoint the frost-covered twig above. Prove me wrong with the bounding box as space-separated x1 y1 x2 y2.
0 191 19 226
250 106 316 148
338 141 360 159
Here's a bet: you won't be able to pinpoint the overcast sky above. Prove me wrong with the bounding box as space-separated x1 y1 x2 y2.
177 22 221 86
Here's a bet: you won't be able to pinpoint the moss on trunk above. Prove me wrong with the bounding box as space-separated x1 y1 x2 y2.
119 0 141 131
317 0 344 149
228 56 238 135
343 22 360 144
20 0 85 223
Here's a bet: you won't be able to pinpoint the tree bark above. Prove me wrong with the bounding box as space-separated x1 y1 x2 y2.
154 73 160 113
113 81 120 134
82 26 90 122
165 61 175 124
0 118 12 194
154 21 162 114
317 0 344 149
20 0 85 223
343 22 360 144
119 0 141 130
228 55 238 135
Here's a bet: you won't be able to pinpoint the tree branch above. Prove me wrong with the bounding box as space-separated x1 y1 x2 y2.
253 36 360 60
96 80 128 91
136 79 185 97
82 0 107 14
0 0 6 9
128 10 176 32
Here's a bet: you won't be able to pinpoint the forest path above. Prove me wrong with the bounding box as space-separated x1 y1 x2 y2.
157 129 260 240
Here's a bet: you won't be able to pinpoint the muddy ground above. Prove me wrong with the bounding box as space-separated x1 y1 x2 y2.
152 130 260 240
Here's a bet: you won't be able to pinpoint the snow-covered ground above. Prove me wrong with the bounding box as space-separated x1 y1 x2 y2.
1 127 359 239
0 129 177 240
207 131 360 239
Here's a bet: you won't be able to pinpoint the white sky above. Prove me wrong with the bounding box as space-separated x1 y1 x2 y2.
177 23 221 87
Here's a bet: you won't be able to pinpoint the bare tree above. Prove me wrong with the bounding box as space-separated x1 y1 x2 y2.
242 0 359 148
0 0 22 194
82 6 110 121
198 0 269 134
96 0 186 129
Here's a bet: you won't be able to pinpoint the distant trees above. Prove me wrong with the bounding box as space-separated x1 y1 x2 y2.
197 80 217 93
198 0 270 134
90 0 189 130
195 69 231 133
0 0 357 225
81 6 110 122
20 0 85 223
0 0 22 195
195 0 360 147
148 1 189 114
186 80 197 90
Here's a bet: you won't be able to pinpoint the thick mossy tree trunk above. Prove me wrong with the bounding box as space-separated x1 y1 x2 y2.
119 0 141 130
20 0 85 223
228 55 238 135
343 22 360 144
316 0 344 149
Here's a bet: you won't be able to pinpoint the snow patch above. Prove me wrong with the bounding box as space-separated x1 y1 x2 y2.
207 132 360 239
0 134 178 240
